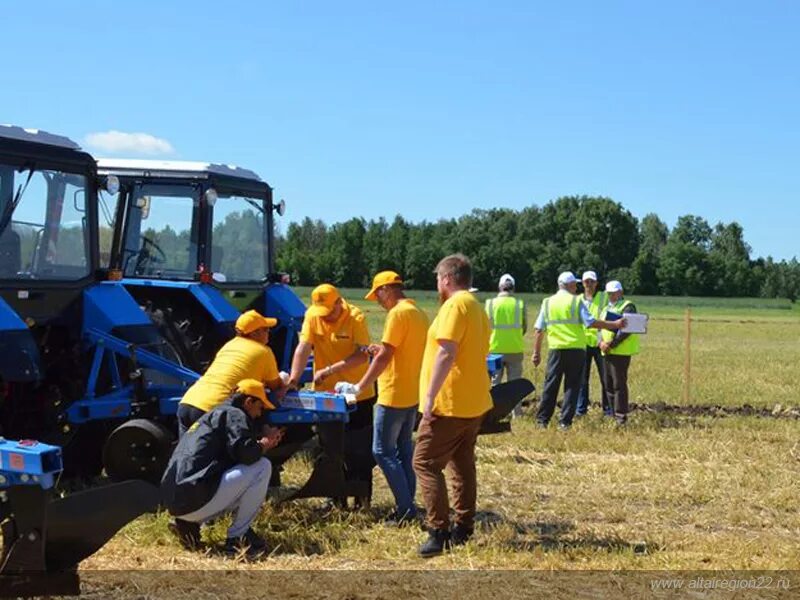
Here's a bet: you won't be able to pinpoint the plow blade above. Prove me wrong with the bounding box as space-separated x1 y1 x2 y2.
281 422 369 501
480 378 535 434
0 480 159 597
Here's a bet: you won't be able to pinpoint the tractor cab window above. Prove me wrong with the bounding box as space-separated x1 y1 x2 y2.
0 163 90 280
210 194 268 282
98 189 119 268
122 184 199 279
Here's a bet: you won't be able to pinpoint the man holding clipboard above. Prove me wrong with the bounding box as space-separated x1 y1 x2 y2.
599 280 643 426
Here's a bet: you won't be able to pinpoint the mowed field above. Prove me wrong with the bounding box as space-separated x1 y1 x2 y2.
82 291 800 589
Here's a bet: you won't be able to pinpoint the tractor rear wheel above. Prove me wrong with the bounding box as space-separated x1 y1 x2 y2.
102 419 174 484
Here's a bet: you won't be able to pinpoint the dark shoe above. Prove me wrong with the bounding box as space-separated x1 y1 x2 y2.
384 509 419 528
225 528 267 557
353 495 371 511
169 518 201 550
616 417 627 427
536 421 549 429
451 523 474 546
322 497 348 511
418 528 451 558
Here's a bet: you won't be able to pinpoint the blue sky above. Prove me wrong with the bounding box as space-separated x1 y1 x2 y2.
2 1 798 259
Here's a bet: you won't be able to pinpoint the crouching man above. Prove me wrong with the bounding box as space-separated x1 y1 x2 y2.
161 379 284 556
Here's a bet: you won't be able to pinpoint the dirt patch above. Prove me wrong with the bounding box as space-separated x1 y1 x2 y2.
630 401 800 420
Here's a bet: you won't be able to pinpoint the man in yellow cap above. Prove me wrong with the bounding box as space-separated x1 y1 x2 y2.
161 378 284 556
335 271 429 524
288 284 375 508
177 310 287 436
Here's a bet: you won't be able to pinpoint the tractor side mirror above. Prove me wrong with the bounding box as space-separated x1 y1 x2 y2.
135 196 151 220
205 188 218 207
273 198 286 216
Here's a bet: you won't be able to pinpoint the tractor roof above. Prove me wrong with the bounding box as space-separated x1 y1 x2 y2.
96 159 264 184
0 124 83 150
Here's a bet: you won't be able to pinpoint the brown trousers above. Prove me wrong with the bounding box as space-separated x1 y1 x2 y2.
412 414 484 531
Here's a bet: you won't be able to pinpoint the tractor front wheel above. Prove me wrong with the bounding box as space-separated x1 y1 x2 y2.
102 419 174 484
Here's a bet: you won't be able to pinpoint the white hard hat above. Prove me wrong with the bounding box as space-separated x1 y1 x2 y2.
499 273 515 288
582 270 598 281
557 271 577 285
605 280 623 293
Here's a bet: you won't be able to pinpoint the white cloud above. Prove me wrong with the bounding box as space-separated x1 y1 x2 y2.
84 130 175 156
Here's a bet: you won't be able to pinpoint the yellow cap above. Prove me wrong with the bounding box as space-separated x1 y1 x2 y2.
365 271 404 301
235 378 276 410
235 310 277 335
306 283 342 317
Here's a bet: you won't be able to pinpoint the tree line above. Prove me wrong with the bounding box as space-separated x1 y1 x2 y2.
275 196 800 300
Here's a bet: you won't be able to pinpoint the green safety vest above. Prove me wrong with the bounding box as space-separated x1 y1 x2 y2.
601 299 640 356
485 296 525 353
542 292 585 350
583 291 608 347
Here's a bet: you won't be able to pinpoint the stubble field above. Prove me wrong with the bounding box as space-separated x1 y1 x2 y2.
78 291 800 595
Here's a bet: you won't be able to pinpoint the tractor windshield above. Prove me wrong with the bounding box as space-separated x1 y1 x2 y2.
122 183 200 280
210 193 268 282
0 163 91 281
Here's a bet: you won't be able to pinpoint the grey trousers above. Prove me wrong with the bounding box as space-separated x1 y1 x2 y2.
177 458 272 538
603 354 632 423
492 353 525 416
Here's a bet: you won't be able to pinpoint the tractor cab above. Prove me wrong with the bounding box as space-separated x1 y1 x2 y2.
97 159 305 372
1 126 104 440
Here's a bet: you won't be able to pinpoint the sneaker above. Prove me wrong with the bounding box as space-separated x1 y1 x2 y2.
322 497 348 511
536 421 549 429
557 422 571 431
224 528 267 557
418 528 451 558
169 518 201 550
384 509 419 528
450 523 474 546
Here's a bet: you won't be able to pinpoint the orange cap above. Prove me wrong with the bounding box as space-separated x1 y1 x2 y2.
306 283 342 317
235 310 277 335
365 271 404 301
235 378 276 409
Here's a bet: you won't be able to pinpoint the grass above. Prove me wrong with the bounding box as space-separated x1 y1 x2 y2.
296 287 800 410
84 413 800 577
52 291 800 591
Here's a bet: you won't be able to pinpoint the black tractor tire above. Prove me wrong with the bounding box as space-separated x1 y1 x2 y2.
102 419 174 484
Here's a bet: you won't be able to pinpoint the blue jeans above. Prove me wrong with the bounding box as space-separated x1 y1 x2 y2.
372 404 417 516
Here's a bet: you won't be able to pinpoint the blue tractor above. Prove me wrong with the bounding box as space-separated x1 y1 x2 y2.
0 128 356 592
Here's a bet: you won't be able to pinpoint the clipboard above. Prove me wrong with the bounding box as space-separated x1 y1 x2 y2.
620 313 648 334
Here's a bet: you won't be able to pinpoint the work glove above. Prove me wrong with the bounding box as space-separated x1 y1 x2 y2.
334 381 361 404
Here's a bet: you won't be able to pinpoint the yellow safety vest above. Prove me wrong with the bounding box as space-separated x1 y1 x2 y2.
485 296 525 353
601 299 640 356
583 291 608 347
541 292 585 350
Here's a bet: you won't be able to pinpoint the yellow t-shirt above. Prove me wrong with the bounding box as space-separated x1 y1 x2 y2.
419 290 492 418
378 299 430 409
180 336 279 412
300 302 373 401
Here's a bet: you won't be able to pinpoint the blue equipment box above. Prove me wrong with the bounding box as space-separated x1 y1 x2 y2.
487 353 503 374
0 438 63 489
266 391 350 425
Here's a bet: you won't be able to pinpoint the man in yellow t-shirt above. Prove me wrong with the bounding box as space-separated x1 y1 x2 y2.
288 283 375 508
178 310 287 436
413 254 492 558
334 271 429 524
